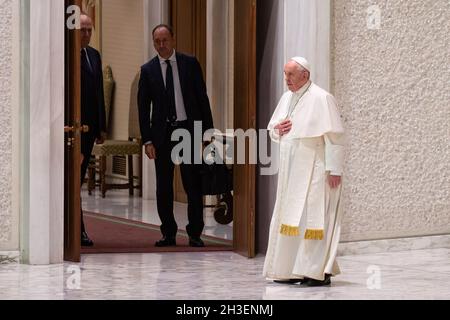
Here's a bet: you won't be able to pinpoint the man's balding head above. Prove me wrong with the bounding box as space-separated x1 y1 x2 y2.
152 24 176 59
80 13 93 48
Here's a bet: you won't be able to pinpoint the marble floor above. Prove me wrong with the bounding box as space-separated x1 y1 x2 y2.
2 188 448 300
1 247 450 300
81 188 233 240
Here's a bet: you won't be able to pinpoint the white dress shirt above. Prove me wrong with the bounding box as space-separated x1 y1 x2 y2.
158 51 188 122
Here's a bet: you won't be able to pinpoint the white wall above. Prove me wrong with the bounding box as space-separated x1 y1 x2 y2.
284 0 331 91
334 0 450 241
0 0 19 254
0 0 20 257
18 0 65 264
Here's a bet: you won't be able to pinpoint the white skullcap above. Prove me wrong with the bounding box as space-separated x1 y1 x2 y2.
291 56 311 72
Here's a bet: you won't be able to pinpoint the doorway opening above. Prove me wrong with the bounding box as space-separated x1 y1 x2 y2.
64 0 256 260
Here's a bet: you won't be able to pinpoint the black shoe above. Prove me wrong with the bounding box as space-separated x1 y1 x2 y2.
155 237 176 247
305 274 331 287
189 237 205 248
81 232 94 247
273 278 308 285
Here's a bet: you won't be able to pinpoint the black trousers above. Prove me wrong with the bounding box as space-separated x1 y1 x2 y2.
154 124 204 239
80 132 96 234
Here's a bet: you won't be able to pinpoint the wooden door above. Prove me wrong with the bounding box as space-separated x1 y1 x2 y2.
233 0 257 258
171 0 207 74
171 0 207 204
64 0 82 262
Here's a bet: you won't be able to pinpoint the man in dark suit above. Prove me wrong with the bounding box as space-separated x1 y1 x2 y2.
80 13 106 246
138 24 214 248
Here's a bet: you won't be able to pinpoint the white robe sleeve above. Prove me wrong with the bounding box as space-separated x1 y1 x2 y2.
324 133 346 176
269 128 281 143
267 93 290 144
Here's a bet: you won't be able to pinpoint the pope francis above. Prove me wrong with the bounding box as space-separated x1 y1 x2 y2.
263 57 346 287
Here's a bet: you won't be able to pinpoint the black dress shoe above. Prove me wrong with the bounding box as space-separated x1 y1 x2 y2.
305 274 331 287
81 232 94 247
273 278 308 285
189 237 205 248
155 237 176 247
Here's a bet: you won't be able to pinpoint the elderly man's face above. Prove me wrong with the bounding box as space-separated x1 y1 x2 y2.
80 15 93 49
284 61 308 92
153 27 175 59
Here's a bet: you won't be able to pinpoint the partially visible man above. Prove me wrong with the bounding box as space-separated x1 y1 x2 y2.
80 13 106 247
138 24 214 248
263 57 346 286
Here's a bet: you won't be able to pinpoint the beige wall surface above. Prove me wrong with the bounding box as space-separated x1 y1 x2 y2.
333 0 450 241
102 0 144 140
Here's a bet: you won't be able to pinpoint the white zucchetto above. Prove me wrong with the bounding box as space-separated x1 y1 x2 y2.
291 56 311 72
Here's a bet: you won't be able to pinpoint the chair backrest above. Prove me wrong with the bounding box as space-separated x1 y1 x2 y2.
128 71 141 140
103 65 115 134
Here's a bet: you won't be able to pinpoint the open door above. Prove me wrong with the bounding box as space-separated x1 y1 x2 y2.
172 0 256 258
233 0 257 258
64 0 82 262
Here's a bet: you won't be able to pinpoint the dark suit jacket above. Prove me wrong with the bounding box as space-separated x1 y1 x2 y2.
137 52 214 148
81 46 106 140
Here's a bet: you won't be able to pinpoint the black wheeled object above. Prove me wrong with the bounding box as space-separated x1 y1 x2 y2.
213 191 233 225
200 161 234 225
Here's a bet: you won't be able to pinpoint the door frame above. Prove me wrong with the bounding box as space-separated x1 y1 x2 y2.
232 0 257 258
64 0 83 262
19 0 66 265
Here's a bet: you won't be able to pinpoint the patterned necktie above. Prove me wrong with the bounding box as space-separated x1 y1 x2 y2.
165 60 177 122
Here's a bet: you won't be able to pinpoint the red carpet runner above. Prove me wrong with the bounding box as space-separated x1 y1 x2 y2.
81 212 233 254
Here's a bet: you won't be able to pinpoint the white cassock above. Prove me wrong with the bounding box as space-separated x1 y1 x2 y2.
263 81 346 282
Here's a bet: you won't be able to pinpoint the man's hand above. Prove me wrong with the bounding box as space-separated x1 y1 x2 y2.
145 144 157 160
328 175 342 189
274 120 292 137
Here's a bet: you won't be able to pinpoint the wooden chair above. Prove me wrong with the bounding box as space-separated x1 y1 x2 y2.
88 71 142 198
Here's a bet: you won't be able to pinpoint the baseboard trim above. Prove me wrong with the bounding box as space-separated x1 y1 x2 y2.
337 234 450 256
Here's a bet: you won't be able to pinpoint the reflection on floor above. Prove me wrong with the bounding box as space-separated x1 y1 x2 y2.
81 187 233 241
1 248 449 300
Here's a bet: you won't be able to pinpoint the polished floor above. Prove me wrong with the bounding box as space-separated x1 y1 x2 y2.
81 188 233 240
1 248 449 300
2 189 449 300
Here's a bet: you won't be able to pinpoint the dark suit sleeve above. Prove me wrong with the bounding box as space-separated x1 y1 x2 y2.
138 67 153 144
193 58 214 131
96 50 106 136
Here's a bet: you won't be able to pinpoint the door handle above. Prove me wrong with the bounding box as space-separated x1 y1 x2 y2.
64 125 90 133
66 137 75 147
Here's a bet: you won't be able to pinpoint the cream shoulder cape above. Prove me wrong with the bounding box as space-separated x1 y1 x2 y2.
268 83 344 138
